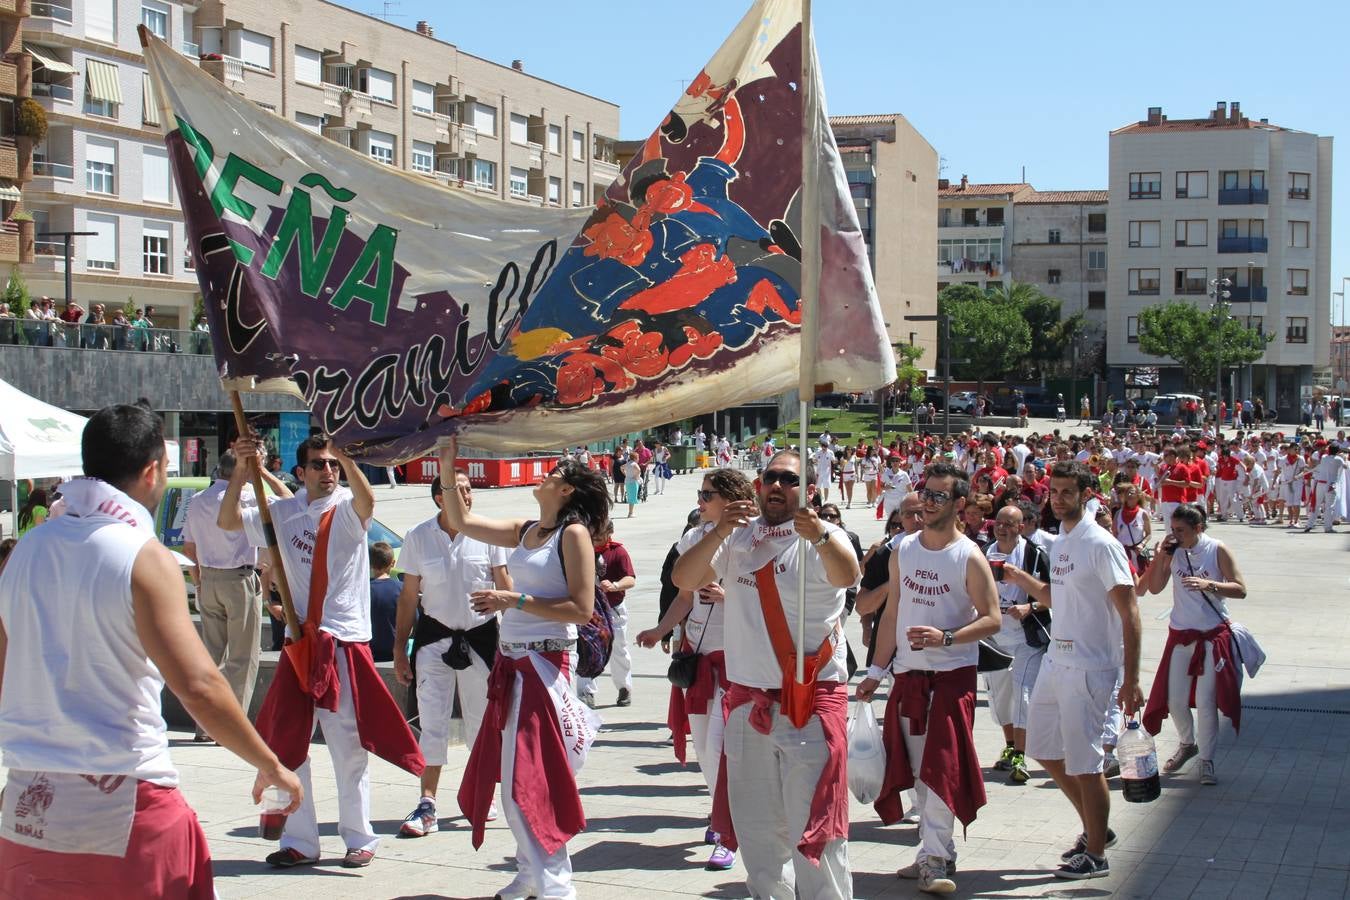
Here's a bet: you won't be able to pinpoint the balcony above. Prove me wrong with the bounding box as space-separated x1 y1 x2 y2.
0 61 15 97
200 54 246 86
180 41 200 59
31 158 73 179
526 141 543 169
593 157 620 182
0 139 16 181
1229 286 1268 302
322 83 373 126
1217 188 1268 205
1217 236 1269 253
32 81 73 102
30 0 71 23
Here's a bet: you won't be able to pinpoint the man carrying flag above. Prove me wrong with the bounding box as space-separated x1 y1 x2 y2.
673 450 860 899
219 433 423 869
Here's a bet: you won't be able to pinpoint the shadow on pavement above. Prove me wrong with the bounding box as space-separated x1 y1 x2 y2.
582 813 708 835
580 781 706 798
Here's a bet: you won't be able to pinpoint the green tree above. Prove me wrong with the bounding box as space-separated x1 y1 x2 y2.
988 281 1085 378
3 265 31 316
937 284 1032 390
1137 300 1270 392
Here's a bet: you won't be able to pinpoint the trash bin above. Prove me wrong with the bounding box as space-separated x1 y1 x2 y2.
668 445 697 474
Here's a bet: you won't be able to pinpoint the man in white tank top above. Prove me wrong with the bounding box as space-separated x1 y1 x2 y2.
0 405 301 897
856 461 1000 894
1025 460 1139 881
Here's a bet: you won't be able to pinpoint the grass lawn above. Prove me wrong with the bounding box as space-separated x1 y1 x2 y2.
757 407 913 447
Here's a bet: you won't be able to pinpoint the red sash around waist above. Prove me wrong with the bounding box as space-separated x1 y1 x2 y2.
1143 622 1242 736
667 649 728 765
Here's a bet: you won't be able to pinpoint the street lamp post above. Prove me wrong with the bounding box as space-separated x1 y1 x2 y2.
905 313 957 439
1209 276 1232 428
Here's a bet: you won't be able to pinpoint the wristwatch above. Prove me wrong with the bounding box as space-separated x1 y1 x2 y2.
1029 599 1039 613
942 629 955 647
812 532 830 548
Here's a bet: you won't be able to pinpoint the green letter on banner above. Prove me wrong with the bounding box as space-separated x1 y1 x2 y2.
329 224 398 326
260 189 350 297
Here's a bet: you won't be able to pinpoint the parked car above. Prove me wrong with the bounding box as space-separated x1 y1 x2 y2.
948 391 978 414
1020 390 1061 418
1149 394 1202 425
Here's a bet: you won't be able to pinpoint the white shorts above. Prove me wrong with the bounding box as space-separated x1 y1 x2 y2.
1280 483 1302 506
1026 657 1120 776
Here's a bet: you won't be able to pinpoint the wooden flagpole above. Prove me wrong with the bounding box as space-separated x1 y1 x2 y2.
796 0 819 684
230 390 301 639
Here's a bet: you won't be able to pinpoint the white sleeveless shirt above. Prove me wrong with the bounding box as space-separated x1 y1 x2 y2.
892 531 981 672
0 481 176 785
1169 533 1228 631
500 524 577 644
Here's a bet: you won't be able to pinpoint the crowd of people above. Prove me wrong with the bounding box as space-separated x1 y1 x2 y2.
0 297 212 353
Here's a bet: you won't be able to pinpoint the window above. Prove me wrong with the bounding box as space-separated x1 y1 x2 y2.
1286 317 1308 344
1289 269 1309 296
237 29 273 71
572 130 585 161
1175 219 1208 247
474 159 496 189
364 68 395 104
509 166 528 198
1290 221 1309 248
1088 250 1106 270
294 46 323 86
366 130 394 166
572 181 584 207
1128 220 1160 248
142 146 170 203
509 113 529 145
1088 290 1106 310
85 213 118 270
295 111 323 133
547 176 561 205
1088 213 1106 233
1128 268 1160 295
1175 171 1208 199
1220 170 1239 190
84 59 122 118
985 208 1004 226
1048 229 1061 244
1175 268 1207 295
938 208 952 227
546 124 561 155
1129 172 1161 199
1289 172 1310 200
1250 170 1265 190
411 80 434 114
142 222 170 275
86 0 115 43
472 102 497 136
140 1 169 40
1047 269 1062 284
411 141 433 174
962 207 978 226
141 72 160 126
1243 315 1263 332
85 138 117 194
1127 316 1140 343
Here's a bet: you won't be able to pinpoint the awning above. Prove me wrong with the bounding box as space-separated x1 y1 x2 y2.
25 44 77 76
85 59 123 105
142 73 160 126
0 185 21 202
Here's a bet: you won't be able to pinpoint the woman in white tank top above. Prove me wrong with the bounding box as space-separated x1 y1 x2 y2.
438 439 609 900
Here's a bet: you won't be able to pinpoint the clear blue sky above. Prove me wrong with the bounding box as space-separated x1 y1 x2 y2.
346 0 1350 316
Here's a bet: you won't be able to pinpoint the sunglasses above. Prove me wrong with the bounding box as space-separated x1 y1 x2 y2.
919 488 952 505
308 459 341 471
697 489 719 502
820 512 841 522
760 469 801 487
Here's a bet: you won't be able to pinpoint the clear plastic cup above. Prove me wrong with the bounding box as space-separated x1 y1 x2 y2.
258 786 291 840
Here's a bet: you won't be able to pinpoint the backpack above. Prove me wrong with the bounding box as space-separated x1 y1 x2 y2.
521 520 614 678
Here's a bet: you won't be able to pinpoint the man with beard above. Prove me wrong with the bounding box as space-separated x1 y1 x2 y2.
857 461 1000 894
673 450 860 899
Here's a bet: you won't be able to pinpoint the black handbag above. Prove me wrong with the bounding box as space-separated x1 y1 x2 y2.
667 604 709 688
1022 610 1052 649
977 638 1014 672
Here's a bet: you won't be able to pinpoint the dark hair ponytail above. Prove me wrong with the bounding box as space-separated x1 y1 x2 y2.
551 459 611 538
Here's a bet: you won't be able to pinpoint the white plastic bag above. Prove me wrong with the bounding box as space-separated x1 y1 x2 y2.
847 699 886 805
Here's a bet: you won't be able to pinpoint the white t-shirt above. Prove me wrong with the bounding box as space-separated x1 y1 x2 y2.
1314 454 1347 483
1168 534 1229 632
399 516 509 631
891 531 982 672
501 526 576 644
814 448 834 481
986 538 1029 641
181 479 258 568
712 518 851 688
881 467 912 499
243 487 372 643
676 523 725 653
1046 517 1134 671
1011 443 1032 473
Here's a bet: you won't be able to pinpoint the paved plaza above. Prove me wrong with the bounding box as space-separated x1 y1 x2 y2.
22 428 1350 899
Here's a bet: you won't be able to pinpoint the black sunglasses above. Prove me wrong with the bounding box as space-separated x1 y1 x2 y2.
820 511 841 521
919 488 952 505
697 489 719 502
308 459 341 471
761 469 801 487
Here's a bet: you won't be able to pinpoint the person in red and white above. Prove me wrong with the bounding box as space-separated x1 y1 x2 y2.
1242 456 1270 525
1213 446 1243 522
1276 444 1308 528
1142 504 1248 786
673 450 860 899
636 467 757 872
0 405 302 899
1026 460 1141 881
392 471 511 837
442 439 606 900
1304 443 1346 533
220 433 424 870
857 460 1001 894
879 453 913 521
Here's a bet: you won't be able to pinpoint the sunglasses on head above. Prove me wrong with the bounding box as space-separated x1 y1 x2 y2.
760 469 800 487
697 489 719 502
308 459 341 471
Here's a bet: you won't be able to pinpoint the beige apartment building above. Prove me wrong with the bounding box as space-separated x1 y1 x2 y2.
937 177 1032 295
1011 190 1109 342
1107 101 1333 417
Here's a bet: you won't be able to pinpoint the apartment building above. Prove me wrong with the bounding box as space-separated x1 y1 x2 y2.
936 177 1032 295
1010 190 1109 340
831 114 939 365
0 0 31 269
1107 102 1333 417
20 0 620 331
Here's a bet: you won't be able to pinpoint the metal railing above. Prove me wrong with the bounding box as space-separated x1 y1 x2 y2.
180 41 200 58
1217 188 1269 205
32 160 74 179
1217 236 1269 253
31 0 73 23
32 82 74 101
0 320 213 354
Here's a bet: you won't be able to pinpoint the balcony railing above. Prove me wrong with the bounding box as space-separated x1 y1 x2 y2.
0 320 213 354
1228 286 1268 302
32 159 74 178
31 0 73 23
1217 236 1269 253
180 41 200 58
939 219 1006 228
32 81 74 101
1217 188 1269 205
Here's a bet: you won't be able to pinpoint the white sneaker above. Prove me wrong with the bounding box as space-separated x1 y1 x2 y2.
1200 759 1217 785
494 876 541 900
399 798 438 837
486 802 499 821
917 856 956 894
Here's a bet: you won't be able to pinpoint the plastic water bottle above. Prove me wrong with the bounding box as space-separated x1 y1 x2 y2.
1118 720 1160 803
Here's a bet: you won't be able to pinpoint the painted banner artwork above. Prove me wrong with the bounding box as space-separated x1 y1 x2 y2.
143 0 894 459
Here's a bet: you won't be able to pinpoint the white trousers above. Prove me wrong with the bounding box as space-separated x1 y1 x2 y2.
1160 501 1179 524
900 710 958 864
1215 480 1240 518
1167 638 1220 759
985 631 1046 730
1312 482 1338 530
882 492 907 521
577 602 631 695
725 703 852 900
280 651 377 858
414 638 491 766
501 650 575 899
687 682 726 796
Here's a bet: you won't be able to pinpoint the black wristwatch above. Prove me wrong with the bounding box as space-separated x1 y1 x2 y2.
942 629 955 647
